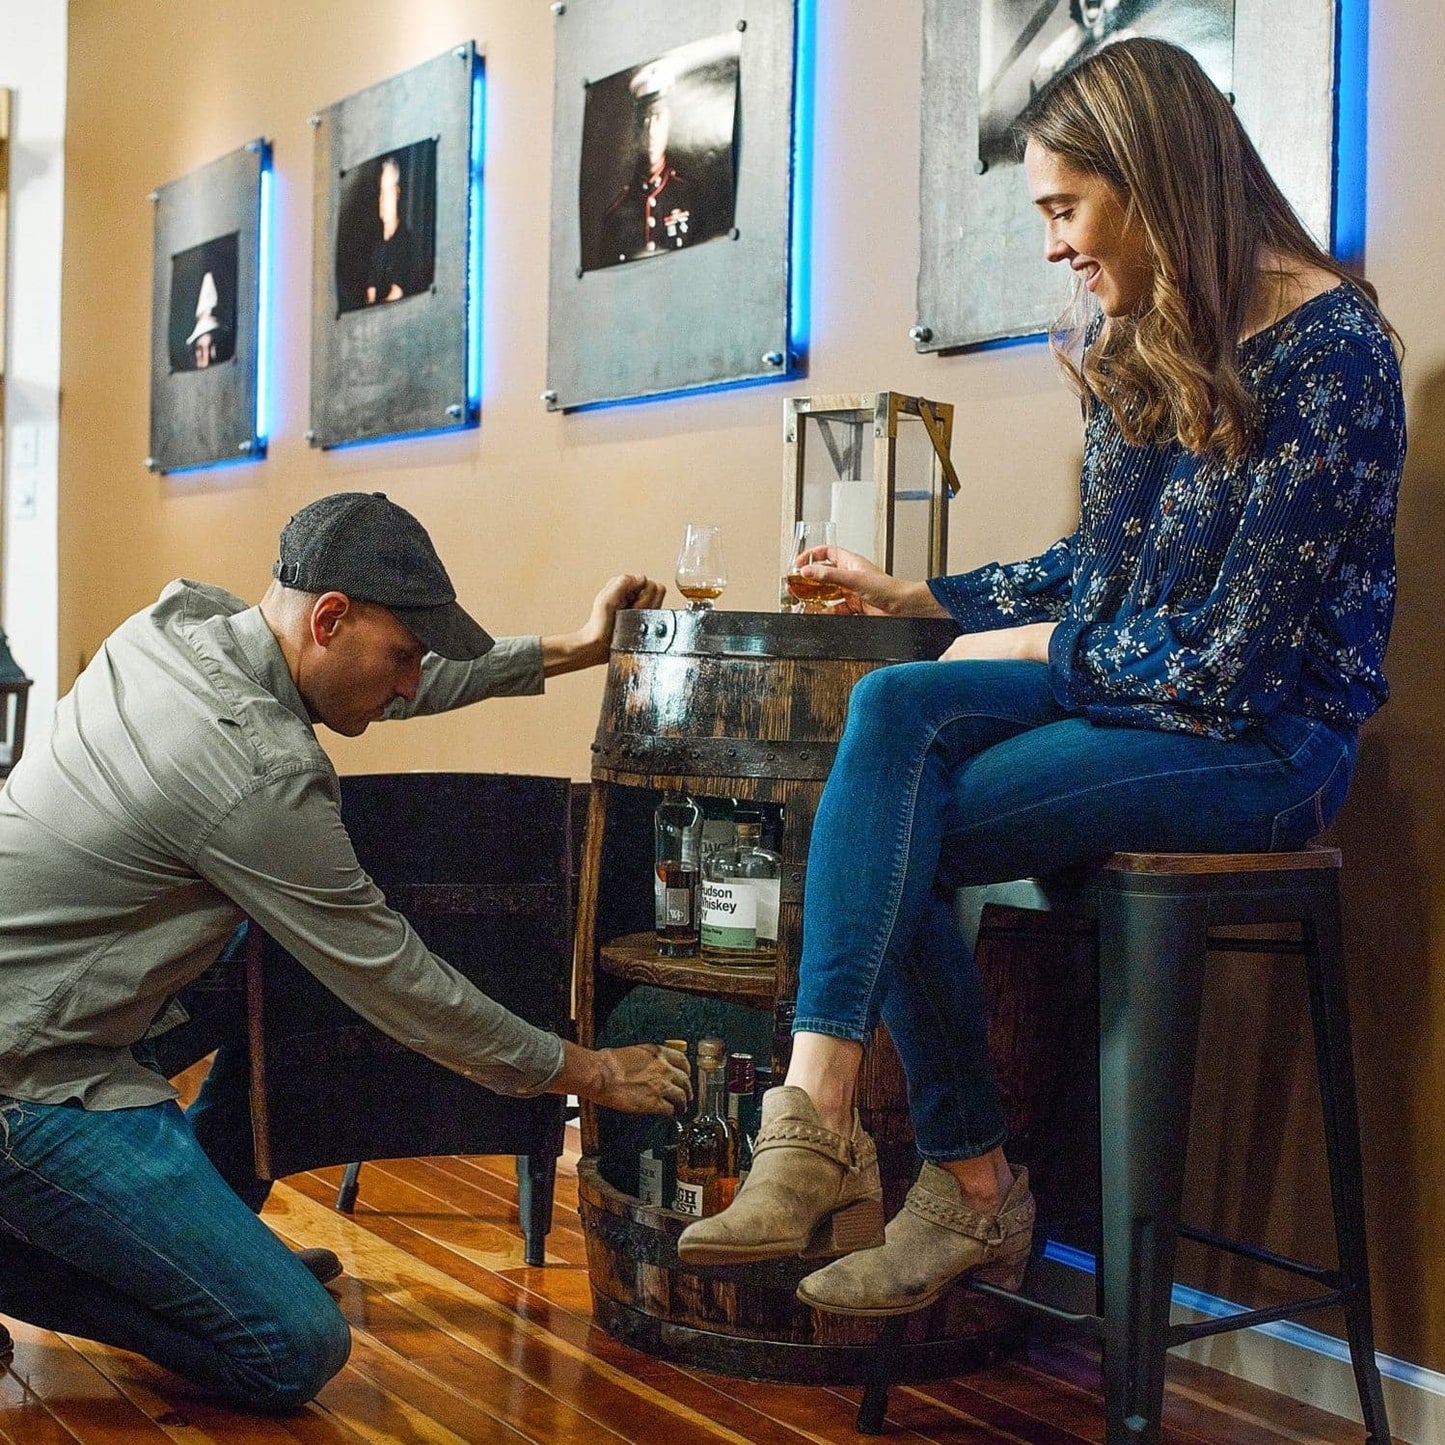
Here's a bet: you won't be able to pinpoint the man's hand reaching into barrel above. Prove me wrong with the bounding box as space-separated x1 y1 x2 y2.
552 1039 693 1114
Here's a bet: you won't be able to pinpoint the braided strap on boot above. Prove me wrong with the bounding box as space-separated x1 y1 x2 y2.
904 1165 1034 1247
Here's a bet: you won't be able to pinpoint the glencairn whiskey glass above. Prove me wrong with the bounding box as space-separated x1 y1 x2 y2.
675 525 727 611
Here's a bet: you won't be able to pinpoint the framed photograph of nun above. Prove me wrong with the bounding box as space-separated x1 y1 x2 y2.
147 140 269 475
545 0 799 410
309 43 482 449
915 0 1339 350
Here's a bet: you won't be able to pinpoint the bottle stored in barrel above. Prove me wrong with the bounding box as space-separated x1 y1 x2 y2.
699 812 780 965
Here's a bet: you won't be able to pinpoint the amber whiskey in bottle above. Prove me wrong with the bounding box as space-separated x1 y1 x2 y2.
638 1038 690 1207
654 793 702 956
673 1038 729 1217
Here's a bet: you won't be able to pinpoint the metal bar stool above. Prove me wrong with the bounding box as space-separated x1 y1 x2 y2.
857 849 1390 1445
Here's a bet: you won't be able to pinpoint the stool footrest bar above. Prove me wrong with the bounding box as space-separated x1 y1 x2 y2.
1166 1291 1344 1347
1177 1225 1340 1285
966 1279 1104 1333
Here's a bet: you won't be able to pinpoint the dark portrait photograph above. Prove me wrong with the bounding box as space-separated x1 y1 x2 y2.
978 0 1235 169
167 232 238 372
578 32 740 274
333 136 438 314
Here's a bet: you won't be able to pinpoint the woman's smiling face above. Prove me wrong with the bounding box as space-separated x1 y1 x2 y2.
1024 139 1154 318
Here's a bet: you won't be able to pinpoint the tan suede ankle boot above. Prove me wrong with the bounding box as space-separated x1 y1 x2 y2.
676 1086 885 1265
795 1162 1034 1316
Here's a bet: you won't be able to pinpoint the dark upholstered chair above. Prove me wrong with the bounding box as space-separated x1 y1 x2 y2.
244 773 576 1267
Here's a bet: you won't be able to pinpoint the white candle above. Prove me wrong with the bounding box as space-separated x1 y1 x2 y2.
830 481 877 561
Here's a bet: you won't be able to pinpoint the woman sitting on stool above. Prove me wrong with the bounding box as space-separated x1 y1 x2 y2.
677 38 1405 1316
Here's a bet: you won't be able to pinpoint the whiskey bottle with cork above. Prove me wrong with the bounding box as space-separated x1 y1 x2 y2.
638 1037 691 1207
673 1037 730 1218
654 792 702 956
720 1052 755 1207
699 811 781 965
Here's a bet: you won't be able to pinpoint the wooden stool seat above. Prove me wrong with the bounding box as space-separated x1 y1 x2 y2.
857 848 1389 1445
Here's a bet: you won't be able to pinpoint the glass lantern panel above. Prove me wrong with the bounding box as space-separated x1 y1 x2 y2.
799 408 874 559
0 694 15 769
892 413 938 582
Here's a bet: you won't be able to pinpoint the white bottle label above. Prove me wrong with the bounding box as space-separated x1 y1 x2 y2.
673 1179 705 1217
754 876 780 943
638 1151 664 1206
700 879 758 950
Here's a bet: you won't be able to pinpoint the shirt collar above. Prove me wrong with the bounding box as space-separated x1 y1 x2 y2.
228 605 313 728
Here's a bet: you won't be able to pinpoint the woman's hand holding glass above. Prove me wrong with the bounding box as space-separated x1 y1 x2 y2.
788 546 946 617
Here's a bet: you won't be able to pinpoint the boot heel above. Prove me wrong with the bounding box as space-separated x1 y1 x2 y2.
802 1196 886 1259
972 1246 1030 1293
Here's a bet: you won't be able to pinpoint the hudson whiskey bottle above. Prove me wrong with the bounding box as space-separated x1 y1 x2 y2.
699 812 781 964
674 1038 729 1218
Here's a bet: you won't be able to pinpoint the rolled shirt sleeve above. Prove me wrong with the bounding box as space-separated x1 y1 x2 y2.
386 634 545 719
194 767 566 1097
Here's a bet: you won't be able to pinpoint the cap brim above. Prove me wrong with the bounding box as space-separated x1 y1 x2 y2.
389 601 495 661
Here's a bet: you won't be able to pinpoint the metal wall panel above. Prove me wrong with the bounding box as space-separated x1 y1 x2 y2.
148 142 264 474
916 1 1337 352
546 0 797 411
309 44 477 449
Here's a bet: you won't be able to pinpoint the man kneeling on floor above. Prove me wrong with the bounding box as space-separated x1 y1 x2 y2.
0 492 689 1409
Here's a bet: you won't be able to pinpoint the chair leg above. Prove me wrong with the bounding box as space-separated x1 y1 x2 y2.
1303 902 1391 1445
336 1160 362 1213
855 1313 908 1433
517 1153 558 1267
1095 888 1209 1445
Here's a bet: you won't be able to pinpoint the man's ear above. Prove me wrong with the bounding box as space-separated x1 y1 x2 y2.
309 592 352 648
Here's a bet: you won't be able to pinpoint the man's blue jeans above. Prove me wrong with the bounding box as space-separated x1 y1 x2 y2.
0 1093 351 1409
792 661 1356 1162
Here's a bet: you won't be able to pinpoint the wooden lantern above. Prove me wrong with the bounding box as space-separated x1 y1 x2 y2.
781 391 960 584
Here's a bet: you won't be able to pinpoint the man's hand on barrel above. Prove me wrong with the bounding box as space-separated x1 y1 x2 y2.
541 573 667 676
553 1039 693 1114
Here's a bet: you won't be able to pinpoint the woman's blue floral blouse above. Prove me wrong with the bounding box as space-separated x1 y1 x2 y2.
928 285 1406 739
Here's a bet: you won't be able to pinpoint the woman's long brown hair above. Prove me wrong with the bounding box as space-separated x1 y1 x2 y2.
1019 38 1392 462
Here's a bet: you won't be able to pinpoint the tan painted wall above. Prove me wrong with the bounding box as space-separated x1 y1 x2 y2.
59 1 1445 1370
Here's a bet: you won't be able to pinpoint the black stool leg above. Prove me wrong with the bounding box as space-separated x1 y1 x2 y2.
335 1160 362 1213
1303 901 1391 1444
516 1153 558 1267
856 1314 909 1433
1095 887 1209 1445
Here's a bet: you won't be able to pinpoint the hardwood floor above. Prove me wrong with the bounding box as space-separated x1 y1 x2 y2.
0 1130 1380 1445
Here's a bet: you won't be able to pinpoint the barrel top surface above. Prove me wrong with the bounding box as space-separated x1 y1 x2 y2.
612 608 958 663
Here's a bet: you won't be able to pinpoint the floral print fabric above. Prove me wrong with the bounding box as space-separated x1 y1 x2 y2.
929 285 1406 739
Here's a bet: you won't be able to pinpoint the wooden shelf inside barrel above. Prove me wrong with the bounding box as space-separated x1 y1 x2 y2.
597 932 776 1006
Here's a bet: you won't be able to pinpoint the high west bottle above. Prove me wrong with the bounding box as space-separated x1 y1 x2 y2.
673 1037 729 1218
739 1064 772 1188
638 1037 690 1207
699 811 781 965
654 792 702 956
720 1052 755 1207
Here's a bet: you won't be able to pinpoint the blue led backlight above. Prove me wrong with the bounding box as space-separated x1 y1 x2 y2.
788 0 815 362
255 146 274 448
1333 0 1367 265
467 62 485 415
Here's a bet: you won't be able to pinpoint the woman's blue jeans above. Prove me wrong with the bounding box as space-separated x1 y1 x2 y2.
0 1093 351 1409
792 661 1356 1163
